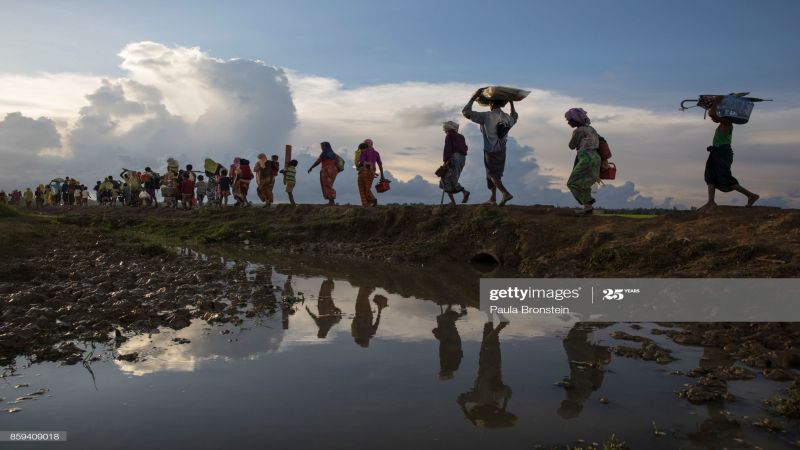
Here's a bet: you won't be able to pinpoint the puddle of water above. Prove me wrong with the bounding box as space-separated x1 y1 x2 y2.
2 248 798 449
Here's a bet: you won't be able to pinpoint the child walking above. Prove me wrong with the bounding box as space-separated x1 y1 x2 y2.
281 159 298 206
219 169 231 206
196 175 207 207
180 173 195 210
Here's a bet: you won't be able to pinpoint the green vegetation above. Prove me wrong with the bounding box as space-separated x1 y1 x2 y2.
0 204 21 218
600 213 657 219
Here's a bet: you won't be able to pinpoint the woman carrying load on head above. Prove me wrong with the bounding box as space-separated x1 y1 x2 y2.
565 108 601 216
440 121 471 206
308 141 339 205
701 98 759 209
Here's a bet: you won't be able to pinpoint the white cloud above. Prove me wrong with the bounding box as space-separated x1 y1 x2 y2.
0 72 101 124
0 41 296 191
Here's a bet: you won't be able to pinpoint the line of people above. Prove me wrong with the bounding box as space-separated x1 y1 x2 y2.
0 178 91 208
1 90 760 213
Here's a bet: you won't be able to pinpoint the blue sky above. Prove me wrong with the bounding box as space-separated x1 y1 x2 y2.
2 0 799 109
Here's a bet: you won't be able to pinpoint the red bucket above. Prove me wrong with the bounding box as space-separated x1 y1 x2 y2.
375 179 391 193
600 163 616 180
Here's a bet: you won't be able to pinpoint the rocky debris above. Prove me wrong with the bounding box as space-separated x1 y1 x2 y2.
676 375 735 404
674 365 756 381
752 417 784 432
656 324 800 371
610 331 675 364
763 368 798 381
116 352 139 362
0 235 282 366
764 380 800 419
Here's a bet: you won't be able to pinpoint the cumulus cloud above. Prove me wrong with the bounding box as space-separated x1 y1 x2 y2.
395 103 461 129
0 41 296 191
0 112 63 186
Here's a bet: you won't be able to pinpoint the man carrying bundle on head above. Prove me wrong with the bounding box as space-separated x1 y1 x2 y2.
462 88 518 206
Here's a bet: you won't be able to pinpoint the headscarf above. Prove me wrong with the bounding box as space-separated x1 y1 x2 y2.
230 157 241 174
320 141 336 160
443 121 459 132
565 108 591 126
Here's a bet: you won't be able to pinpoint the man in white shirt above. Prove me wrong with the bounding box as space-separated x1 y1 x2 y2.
462 89 518 206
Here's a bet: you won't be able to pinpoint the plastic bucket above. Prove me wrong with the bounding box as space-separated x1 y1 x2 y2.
600 163 616 180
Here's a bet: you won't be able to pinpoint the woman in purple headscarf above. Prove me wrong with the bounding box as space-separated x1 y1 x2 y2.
565 108 601 215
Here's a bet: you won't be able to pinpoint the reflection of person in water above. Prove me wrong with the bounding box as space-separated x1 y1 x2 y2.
351 286 388 348
305 276 342 339
557 323 611 420
432 305 466 380
281 275 295 330
457 321 517 428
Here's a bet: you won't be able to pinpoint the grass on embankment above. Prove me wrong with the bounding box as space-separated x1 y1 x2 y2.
46 204 800 277
0 203 21 218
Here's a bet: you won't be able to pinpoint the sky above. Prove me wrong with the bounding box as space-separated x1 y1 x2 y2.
1 0 799 208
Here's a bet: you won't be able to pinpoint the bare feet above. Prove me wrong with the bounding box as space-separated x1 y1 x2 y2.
746 194 760 207
462 190 470 204
499 193 514 207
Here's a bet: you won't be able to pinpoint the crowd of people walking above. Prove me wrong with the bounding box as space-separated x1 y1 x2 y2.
0 89 760 214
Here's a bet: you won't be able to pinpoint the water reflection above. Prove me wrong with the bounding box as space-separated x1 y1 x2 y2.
305 276 342 338
557 323 612 420
115 319 286 376
352 286 388 348
457 320 517 428
432 305 466 380
688 347 744 448
9 249 800 450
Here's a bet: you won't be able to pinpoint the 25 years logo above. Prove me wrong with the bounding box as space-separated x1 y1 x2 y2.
602 288 640 301
602 289 625 300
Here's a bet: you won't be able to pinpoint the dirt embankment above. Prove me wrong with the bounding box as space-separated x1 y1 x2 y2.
51 204 800 277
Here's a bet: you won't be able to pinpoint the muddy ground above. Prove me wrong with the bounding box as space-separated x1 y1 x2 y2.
2 204 800 436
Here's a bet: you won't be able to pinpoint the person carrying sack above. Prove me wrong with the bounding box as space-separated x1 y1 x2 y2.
462 88 517 206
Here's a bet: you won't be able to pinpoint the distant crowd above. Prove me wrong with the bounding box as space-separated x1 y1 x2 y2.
0 89 760 214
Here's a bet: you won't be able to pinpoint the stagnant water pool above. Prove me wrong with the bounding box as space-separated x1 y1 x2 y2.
2 248 798 449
